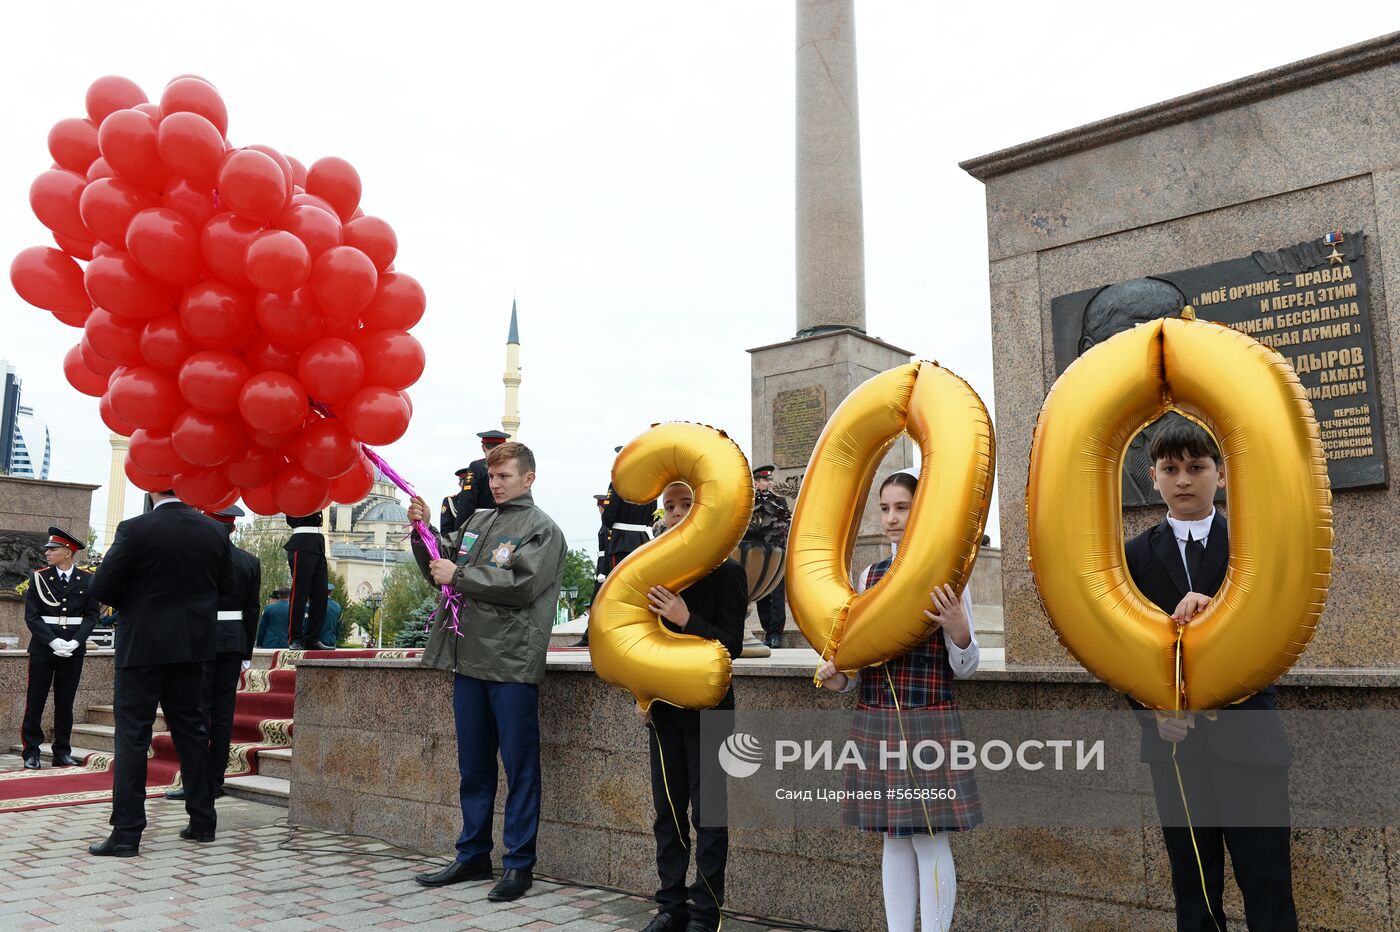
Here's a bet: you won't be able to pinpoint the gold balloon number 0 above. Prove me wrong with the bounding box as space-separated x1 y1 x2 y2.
786 362 996 672
589 423 754 711
1027 313 1333 710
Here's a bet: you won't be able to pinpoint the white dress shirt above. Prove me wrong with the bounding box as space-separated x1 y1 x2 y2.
1165 509 1216 591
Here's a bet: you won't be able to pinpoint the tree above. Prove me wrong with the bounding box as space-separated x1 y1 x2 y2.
339 600 372 646
560 548 597 617
392 596 438 647
233 520 291 605
378 559 435 646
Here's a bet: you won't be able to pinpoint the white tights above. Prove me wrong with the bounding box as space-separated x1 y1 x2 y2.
881 834 956 932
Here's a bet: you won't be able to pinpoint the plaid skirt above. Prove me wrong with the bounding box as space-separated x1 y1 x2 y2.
840 701 983 837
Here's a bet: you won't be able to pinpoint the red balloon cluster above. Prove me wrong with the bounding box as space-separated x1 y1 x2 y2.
11 75 426 516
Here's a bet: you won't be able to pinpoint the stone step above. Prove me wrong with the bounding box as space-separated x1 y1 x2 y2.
7 742 105 765
223 774 288 808
256 747 293 781
86 704 167 731
68 723 117 753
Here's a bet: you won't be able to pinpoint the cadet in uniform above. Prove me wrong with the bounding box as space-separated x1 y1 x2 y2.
750 465 793 649
284 512 330 650
166 506 260 802
20 527 99 769
577 450 655 648
573 493 611 647
440 430 511 534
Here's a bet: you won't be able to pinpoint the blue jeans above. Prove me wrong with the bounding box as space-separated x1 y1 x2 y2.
452 674 541 870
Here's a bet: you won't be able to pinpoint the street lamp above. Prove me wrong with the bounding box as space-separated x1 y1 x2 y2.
560 584 580 623
365 593 384 648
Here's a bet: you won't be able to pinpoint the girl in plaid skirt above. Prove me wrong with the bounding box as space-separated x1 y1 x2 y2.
816 470 982 932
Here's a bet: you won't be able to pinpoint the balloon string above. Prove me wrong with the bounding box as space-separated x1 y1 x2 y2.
883 665 946 932
648 719 723 931
1171 630 1222 932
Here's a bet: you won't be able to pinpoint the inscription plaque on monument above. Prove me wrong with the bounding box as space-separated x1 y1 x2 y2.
1051 231 1387 504
772 385 827 469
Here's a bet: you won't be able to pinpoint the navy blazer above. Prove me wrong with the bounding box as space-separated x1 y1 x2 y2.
1124 512 1291 767
93 502 235 669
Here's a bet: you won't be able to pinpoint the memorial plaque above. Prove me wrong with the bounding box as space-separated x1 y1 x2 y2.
1051 231 1387 503
772 385 827 469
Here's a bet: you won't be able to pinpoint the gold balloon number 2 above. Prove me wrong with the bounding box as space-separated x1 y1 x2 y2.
1027 311 1333 710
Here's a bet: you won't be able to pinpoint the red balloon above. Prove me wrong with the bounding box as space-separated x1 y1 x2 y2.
294 417 360 479
10 246 91 314
87 76 148 125
161 180 219 228
160 78 229 137
180 281 256 349
199 212 260 289
361 272 425 332
245 230 310 293
273 464 331 516
139 315 199 371
126 207 203 285
129 428 189 475
79 335 119 376
178 350 252 412
29 169 89 241
309 246 377 318
156 111 225 188
341 386 410 445
109 366 184 429
246 145 294 191
53 233 95 261
329 452 375 503
358 330 424 390
97 109 166 191
286 155 308 188
291 191 339 217
297 337 364 406
100 391 137 435
218 149 289 224
63 345 108 396
254 288 324 350
133 103 163 121
79 176 156 246
248 421 304 450
84 307 145 366
275 202 341 258
86 158 115 182
84 251 178 318
400 390 413 419
239 371 308 433
244 335 300 376
240 481 280 516
125 457 174 494
322 315 360 340
171 408 245 466
208 488 242 512
305 157 361 221
224 445 284 487
342 216 396 273
173 465 236 509
48 118 101 173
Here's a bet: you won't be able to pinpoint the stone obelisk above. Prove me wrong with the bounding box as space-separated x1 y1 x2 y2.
105 433 129 549
748 0 912 580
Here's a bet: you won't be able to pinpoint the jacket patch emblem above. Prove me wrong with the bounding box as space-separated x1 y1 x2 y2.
490 537 521 568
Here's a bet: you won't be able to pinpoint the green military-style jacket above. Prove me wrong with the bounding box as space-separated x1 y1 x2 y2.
412 490 566 684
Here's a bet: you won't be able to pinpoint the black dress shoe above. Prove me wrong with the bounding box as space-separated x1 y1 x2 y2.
642 913 686 932
486 867 533 901
414 857 493 887
308 641 336 650
22 755 40 770
52 753 80 767
88 836 139 857
165 787 186 800
179 825 216 843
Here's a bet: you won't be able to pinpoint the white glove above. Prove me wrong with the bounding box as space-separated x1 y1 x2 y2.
53 648 73 659
64 640 79 653
241 660 251 672
49 638 66 652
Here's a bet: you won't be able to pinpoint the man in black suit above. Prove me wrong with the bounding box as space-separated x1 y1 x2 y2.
20 526 100 769
285 512 331 650
576 448 656 647
1125 420 1296 930
89 490 234 857
166 506 260 803
440 429 509 534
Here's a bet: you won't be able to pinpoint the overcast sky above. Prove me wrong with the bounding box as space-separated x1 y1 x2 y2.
1 2 1391 553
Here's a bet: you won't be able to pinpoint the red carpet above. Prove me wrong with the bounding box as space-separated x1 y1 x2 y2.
0 648 421 812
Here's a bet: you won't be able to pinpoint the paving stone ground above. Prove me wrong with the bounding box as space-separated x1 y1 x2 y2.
0 753 793 931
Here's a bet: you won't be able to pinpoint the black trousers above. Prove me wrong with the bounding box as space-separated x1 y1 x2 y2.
648 707 728 926
110 662 216 844
204 654 244 793
21 651 84 758
1149 758 1297 931
287 547 328 645
756 578 786 640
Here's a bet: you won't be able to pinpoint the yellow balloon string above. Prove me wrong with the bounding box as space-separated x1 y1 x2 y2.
1171 630 1223 932
648 719 724 931
883 665 947 932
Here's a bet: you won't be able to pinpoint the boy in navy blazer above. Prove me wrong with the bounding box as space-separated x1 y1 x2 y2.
1126 420 1297 931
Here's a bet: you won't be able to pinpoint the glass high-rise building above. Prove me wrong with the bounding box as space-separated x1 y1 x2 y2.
0 361 50 480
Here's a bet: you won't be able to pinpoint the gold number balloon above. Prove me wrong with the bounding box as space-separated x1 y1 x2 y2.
787 362 995 672
589 422 754 711
1027 310 1333 710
